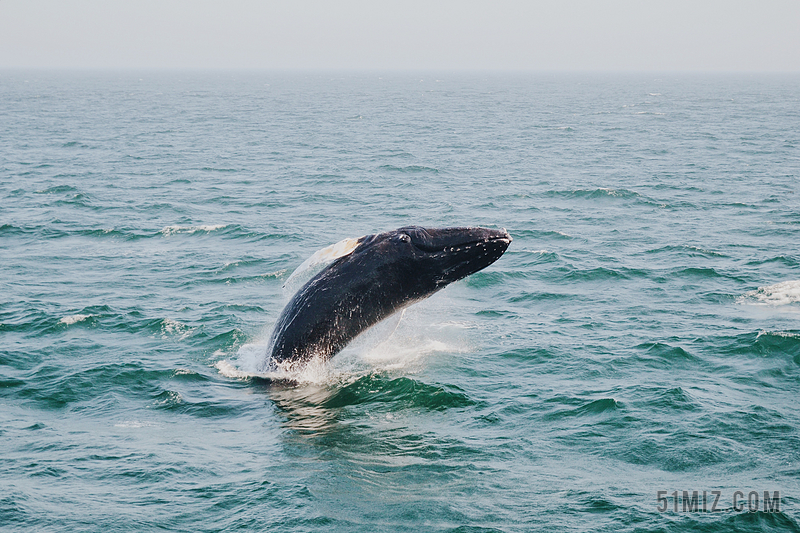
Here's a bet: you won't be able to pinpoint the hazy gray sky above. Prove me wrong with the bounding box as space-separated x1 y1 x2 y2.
1 0 799 71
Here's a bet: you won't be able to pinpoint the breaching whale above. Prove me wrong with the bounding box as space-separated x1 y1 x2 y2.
264 226 511 369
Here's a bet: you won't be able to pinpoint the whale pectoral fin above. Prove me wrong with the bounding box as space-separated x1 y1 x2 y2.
385 308 406 339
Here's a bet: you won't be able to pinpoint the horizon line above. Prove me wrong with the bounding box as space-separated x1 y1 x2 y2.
3 66 800 75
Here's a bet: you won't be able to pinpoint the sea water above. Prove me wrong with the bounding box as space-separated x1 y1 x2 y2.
1 71 799 532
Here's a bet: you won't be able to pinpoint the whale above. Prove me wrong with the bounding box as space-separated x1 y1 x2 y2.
263 226 511 369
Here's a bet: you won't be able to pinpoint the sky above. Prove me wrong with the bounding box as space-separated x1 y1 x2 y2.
1 0 799 72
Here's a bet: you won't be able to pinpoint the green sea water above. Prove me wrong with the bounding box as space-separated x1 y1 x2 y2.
1 71 799 532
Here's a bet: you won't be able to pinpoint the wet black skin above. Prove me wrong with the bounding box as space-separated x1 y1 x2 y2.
265 226 511 369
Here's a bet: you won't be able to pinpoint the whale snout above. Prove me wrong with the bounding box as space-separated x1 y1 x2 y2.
402 226 511 253
485 227 512 245
420 226 511 287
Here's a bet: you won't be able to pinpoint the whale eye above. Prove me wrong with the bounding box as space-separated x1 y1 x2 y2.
397 233 411 244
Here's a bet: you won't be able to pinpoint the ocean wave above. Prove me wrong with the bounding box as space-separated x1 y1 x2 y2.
377 164 440 174
157 223 275 241
633 342 702 368
0 223 26 235
516 249 560 266
711 331 800 365
1 223 257 242
557 266 650 282
544 397 621 420
544 188 645 201
52 192 94 208
614 434 735 471
34 184 79 194
2 224 140 241
650 387 699 411
16 362 178 411
669 266 733 280
509 291 577 303
199 167 239 172
114 420 159 429
321 375 473 410
643 244 727 258
745 255 800 268
756 330 800 340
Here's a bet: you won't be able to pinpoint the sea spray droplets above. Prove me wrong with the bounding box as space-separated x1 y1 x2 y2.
218 299 460 383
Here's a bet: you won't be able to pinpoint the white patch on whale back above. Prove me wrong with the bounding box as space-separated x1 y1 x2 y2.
282 236 363 296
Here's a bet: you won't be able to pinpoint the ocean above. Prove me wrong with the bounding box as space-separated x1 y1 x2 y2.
1 71 799 532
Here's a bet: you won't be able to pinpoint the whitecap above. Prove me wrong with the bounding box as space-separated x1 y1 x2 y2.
737 280 800 306
160 224 227 236
520 249 553 255
161 318 193 339
114 420 158 429
60 314 91 325
756 330 800 339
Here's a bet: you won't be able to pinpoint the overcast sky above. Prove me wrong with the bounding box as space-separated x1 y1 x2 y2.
1 0 799 71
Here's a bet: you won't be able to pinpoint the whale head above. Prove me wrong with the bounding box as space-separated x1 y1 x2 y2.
354 225 512 297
